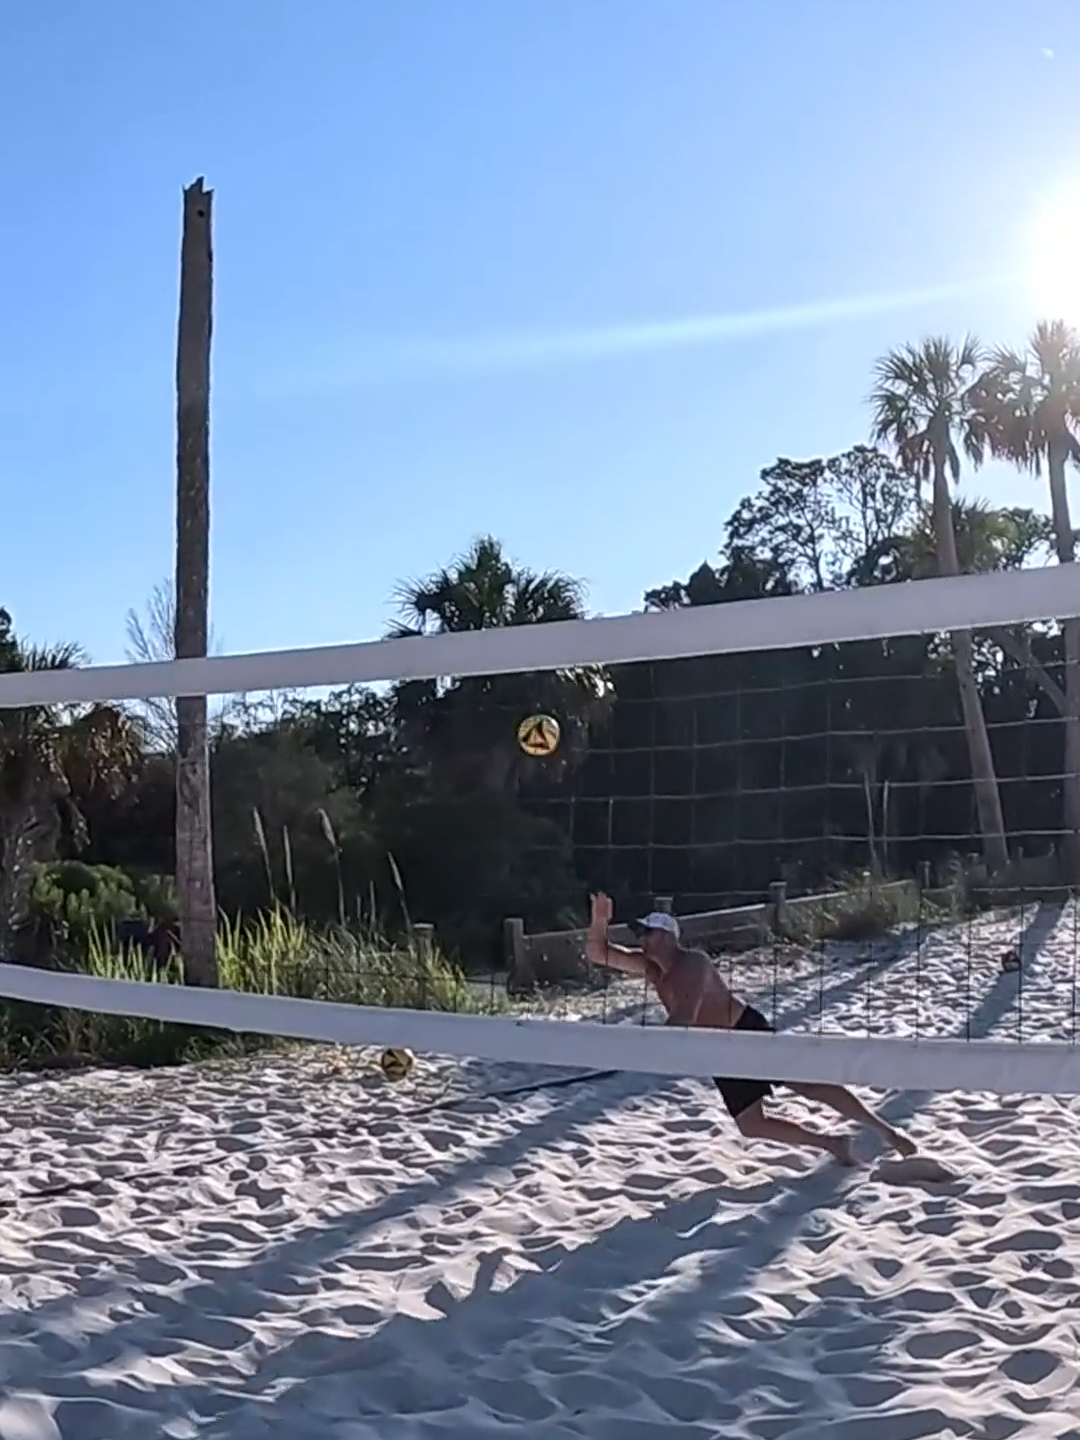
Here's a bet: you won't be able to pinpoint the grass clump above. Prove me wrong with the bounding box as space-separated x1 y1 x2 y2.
779 874 941 946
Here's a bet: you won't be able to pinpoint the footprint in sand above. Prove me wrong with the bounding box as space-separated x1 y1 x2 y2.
875 1156 960 1186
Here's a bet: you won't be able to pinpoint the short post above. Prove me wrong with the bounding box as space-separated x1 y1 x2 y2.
412 923 434 1009
652 896 674 915
917 860 932 892
412 922 434 952
767 880 788 937
503 917 530 991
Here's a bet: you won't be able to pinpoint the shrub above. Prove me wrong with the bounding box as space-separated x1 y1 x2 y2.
779 874 929 945
30 861 177 956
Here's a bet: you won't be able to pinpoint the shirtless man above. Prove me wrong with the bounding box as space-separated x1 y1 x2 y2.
586 893 915 1166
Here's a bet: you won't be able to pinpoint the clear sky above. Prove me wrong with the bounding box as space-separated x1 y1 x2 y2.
3 0 1079 666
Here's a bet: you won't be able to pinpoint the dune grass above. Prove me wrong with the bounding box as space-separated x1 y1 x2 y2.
777 873 949 946
0 906 500 1072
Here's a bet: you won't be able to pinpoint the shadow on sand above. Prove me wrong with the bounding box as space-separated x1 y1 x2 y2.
3 905 1068 1436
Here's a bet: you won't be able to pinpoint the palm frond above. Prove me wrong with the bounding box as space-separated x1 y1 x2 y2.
870 335 987 488
972 321 1080 475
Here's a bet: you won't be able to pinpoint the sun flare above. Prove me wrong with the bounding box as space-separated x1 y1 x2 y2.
1028 180 1080 323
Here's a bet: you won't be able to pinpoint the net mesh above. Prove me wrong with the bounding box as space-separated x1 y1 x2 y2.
1 569 1079 1093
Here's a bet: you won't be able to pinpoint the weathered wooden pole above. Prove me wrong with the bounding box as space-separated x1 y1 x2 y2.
174 177 218 987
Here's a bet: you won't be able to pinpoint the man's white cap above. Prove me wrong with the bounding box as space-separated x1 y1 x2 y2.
634 911 681 939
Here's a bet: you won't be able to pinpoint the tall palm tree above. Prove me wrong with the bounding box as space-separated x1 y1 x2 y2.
390 535 612 793
870 336 1009 871
0 631 143 954
970 320 1080 877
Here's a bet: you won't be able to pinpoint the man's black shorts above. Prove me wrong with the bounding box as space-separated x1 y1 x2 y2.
713 1003 776 1119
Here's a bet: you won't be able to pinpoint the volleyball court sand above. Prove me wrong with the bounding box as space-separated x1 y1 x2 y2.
1 905 1080 1438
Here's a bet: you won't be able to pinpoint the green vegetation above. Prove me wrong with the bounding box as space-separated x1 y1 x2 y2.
0 323 1078 1069
779 876 933 947
0 902 489 1070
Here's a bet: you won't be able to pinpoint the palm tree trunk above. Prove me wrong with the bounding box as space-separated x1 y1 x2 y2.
932 460 1009 872
174 178 218 987
1047 437 1080 881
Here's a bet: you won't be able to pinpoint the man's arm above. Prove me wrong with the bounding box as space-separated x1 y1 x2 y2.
584 892 648 976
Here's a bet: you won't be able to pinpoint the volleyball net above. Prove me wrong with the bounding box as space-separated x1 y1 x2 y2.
3 562 1080 1096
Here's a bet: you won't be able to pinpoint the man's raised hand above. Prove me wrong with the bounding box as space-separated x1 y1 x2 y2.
590 892 613 927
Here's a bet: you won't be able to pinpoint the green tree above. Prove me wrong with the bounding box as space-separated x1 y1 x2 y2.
854 499 1053 873
722 446 916 592
390 535 612 794
0 618 143 953
899 498 1053 578
277 685 404 801
870 336 1010 872
210 721 374 923
970 320 1080 876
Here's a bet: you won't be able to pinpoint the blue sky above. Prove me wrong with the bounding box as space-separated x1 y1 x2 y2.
3 0 1079 667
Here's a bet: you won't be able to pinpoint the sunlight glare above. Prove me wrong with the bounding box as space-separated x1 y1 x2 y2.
1028 180 1080 323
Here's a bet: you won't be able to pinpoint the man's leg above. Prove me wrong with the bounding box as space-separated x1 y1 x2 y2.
788 1082 915 1157
736 1100 855 1166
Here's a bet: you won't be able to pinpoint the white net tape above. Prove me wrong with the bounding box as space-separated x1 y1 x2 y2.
0 960 1076 1095
0 566 1076 708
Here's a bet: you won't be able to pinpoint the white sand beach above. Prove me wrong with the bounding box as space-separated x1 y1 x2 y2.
1 903 1080 1438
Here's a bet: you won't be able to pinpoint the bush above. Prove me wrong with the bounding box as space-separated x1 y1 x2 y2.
779 875 928 945
32 862 137 943
28 862 177 960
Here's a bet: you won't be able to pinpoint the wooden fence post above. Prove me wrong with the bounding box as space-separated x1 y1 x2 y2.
410 922 435 1010
767 880 788 936
504 917 530 991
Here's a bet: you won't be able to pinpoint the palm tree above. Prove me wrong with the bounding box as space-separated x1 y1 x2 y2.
902 497 1054 579
870 336 1009 871
969 320 1080 878
390 535 612 793
0 629 143 955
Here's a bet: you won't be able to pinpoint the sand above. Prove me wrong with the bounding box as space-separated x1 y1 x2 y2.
1 903 1080 1438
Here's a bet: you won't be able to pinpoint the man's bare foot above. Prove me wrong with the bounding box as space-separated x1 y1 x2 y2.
829 1135 857 1167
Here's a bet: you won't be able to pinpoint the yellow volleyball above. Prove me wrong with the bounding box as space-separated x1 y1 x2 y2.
379 1047 415 1081
517 713 561 757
